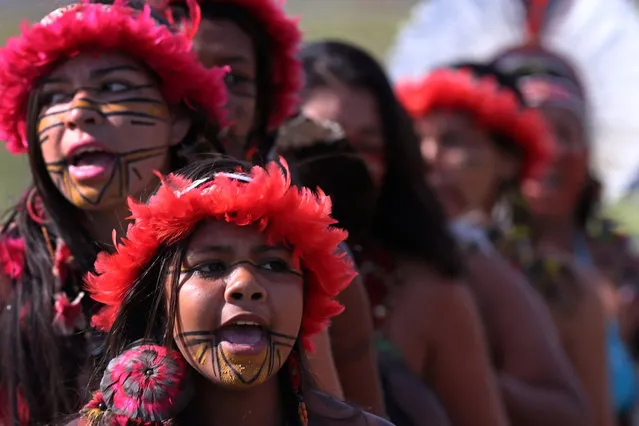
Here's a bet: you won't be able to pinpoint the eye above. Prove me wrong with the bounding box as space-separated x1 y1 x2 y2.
224 72 256 96
190 261 228 277
101 81 132 93
41 91 72 106
259 259 294 273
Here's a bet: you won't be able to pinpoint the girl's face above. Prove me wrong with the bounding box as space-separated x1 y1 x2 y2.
191 18 257 158
171 220 304 389
415 110 518 219
521 106 588 218
302 86 386 186
38 52 189 211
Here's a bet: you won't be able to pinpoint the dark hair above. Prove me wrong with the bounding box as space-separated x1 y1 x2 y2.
169 1 275 162
299 40 463 278
0 1 222 423
279 135 377 242
89 157 307 425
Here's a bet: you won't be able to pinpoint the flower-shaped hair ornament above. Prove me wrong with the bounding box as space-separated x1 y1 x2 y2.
99 344 193 423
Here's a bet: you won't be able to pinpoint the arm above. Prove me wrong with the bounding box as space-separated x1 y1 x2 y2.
308 328 344 400
465 252 592 426
329 275 386 417
552 269 614 426
387 274 509 426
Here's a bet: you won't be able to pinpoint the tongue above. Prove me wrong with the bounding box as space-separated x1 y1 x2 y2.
219 325 265 346
75 152 114 168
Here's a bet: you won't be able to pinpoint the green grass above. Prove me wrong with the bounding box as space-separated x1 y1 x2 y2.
0 0 416 210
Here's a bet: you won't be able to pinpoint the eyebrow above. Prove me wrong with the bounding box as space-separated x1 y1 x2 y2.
187 243 289 256
252 244 289 254
222 55 252 65
41 65 143 85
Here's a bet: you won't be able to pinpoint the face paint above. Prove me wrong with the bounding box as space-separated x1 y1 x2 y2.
37 53 180 211
176 329 296 387
171 221 304 389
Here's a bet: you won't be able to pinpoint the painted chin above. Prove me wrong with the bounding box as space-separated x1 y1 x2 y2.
214 326 271 388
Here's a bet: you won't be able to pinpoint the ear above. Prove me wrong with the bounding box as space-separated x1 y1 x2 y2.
169 111 192 147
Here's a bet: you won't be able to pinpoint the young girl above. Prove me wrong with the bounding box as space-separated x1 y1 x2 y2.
493 46 636 426
71 157 392 426
0 0 228 423
164 0 301 162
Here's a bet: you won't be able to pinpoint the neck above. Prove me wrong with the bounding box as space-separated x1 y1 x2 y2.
531 215 576 253
192 375 282 426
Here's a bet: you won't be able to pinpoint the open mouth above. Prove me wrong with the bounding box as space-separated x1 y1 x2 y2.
68 147 116 180
218 321 267 355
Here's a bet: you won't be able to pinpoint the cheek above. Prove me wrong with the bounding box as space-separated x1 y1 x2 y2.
174 280 224 333
226 94 256 137
269 281 304 338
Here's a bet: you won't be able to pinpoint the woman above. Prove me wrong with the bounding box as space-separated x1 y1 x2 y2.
162 1 384 414
71 157 392 426
0 1 228 423
164 0 301 162
300 40 589 426
298 40 508 426
493 46 638 425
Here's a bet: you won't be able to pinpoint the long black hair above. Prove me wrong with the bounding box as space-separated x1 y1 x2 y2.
169 1 275 162
0 1 222 423
298 40 463 278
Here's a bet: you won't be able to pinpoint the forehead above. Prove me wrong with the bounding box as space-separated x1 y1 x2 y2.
191 19 255 67
187 220 268 250
45 52 147 80
303 86 379 128
415 110 476 132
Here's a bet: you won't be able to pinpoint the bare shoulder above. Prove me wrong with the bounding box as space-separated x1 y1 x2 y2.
395 257 467 302
306 390 395 425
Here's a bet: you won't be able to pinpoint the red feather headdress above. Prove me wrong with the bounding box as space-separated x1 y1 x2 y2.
164 0 302 130
395 67 554 180
0 0 228 155
87 159 355 351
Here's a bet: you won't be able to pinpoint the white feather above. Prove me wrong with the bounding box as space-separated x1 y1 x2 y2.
387 0 639 205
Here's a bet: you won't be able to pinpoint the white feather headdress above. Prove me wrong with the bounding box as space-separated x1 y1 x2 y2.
387 0 639 206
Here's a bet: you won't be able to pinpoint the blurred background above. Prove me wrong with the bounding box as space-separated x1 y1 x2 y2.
0 0 418 210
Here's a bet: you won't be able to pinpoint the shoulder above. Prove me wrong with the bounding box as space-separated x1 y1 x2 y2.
306 390 395 426
396 258 469 304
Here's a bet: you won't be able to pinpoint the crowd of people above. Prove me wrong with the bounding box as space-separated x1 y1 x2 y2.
0 0 638 425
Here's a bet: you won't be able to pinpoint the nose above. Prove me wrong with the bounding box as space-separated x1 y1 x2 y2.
420 137 439 163
64 92 103 130
224 264 267 303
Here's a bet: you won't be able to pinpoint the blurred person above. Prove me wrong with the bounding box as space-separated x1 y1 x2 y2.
493 46 639 425
297 40 509 426
0 0 229 423
164 0 301 163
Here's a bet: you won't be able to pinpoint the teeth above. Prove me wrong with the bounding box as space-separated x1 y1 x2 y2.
234 321 260 326
74 147 105 157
